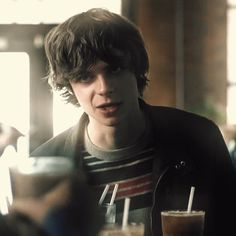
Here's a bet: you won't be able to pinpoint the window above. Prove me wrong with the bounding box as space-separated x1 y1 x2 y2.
0 0 121 24
227 0 236 124
0 52 30 158
0 52 30 137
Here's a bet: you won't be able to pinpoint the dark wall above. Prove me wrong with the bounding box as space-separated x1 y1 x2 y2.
183 0 227 123
124 0 227 124
132 0 176 107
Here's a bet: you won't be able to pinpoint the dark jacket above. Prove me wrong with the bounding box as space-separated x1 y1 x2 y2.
32 101 236 236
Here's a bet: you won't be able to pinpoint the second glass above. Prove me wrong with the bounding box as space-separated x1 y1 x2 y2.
100 203 116 225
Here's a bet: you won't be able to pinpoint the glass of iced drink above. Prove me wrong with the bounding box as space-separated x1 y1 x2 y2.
100 203 117 225
161 210 205 236
9 156 74 199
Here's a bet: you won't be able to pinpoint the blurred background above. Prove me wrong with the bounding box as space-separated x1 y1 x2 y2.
0 0 236 159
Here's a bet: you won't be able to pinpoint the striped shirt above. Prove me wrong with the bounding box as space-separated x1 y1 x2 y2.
82 122 155 215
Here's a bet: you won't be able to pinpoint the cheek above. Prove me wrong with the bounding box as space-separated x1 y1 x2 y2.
74 90 86 105
122 75 139 95
72 87 93 108
69 85 82 104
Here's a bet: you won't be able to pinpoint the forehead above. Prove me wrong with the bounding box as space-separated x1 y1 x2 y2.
88 61 109 73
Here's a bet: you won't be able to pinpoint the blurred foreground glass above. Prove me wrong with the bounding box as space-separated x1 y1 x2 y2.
9 156 74 198
161 210 205 236
99 223 144 236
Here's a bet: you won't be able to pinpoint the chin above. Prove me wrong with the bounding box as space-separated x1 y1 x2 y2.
104 120 120 127
101 117 121 127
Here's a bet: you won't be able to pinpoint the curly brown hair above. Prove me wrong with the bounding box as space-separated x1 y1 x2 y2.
44 8 149 106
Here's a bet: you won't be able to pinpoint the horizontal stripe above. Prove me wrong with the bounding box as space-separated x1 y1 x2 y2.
96 173 152 187
117 173 152 189
83 147 154 163
88 155 154 173
116 182 153 199
96 173 153 201
118 181 152 193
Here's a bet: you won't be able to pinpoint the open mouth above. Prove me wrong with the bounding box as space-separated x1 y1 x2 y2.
96 102 122 113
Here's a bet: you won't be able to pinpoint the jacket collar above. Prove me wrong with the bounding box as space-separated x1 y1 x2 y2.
139 99 196 176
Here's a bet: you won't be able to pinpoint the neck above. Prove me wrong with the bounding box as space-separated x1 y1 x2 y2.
87 112 146 150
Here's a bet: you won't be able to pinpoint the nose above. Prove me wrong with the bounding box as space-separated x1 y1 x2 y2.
96 73 114 96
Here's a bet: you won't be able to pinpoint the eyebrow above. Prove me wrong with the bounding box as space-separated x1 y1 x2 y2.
87 62 110 74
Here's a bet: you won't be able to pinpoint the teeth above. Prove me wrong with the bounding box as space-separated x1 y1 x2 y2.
100 104 116 108
103 105 115 109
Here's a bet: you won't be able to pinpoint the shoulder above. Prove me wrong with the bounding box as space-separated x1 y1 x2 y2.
31 113 88 158
31 127 75 157
146 102 215 126
142 101 220 141
143 102 233 169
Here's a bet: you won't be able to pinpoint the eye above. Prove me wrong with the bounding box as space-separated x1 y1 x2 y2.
109 65 122 74
78 77 93 83
75 73 95 83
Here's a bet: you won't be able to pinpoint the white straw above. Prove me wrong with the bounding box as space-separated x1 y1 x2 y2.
99 184 110 205
110 184 119 205
122 197 130 230
187 186 195 213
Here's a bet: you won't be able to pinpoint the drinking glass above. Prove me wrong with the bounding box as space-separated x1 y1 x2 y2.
161 210 205 236
9 156 74 199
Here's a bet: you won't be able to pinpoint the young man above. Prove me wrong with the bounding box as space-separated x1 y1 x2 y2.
28 8 236 236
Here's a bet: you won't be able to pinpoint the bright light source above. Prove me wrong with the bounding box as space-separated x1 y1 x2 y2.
0 0 121 24
53 92 83 136
227 9 236 84
228 0 236 6
227 7 236 124
0 52 30 135
0 37 8 50
227 86 236 124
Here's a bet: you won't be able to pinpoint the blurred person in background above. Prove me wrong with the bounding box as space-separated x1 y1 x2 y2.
11 8 236 236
